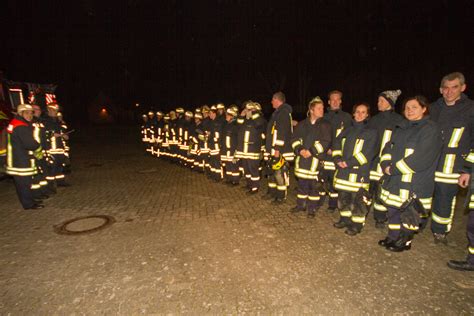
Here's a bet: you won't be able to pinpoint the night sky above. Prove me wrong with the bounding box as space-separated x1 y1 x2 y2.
4 0 474 121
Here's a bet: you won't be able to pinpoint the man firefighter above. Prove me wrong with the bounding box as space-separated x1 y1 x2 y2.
265 91 294 204
6 104 44 210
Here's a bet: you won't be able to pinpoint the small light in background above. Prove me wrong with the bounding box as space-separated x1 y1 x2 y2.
101 108 107 113
135 103 140 107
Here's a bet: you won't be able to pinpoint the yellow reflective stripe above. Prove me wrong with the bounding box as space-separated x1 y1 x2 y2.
243 131 250 153
396 159 415 174
308 196 320 201
466 152 474 164
431 213 451 225
442 154 456 174
370 170 383 181
469 247 474 255
448 127 464 148
7 134 12 168
226 136 231 148
380 153 391 162
388 224 400 230
353 139 366 164
379 129 392 156
332 150 342 157
292 139 302 149
351 216 365 223
336 128 343 137
272 130 278 146
297 194 308 199
435 171 460 184
373 202 387 211
314 141 324 154
340 210 352 217
310 158 319 172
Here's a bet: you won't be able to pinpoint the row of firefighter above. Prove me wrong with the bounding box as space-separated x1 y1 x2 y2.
139 77 474 261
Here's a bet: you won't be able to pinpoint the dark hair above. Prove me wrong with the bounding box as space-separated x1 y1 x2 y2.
273 91 286 103
402 95 430 116
352 102 371 117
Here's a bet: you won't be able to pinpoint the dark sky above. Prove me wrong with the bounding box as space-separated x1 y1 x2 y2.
4 0 474 119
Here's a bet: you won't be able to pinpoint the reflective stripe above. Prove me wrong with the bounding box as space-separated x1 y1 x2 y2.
388 224 401 230
466 152 474 164
332 150 342 157
335 128 343 138
448 127 464 148
292 139 302 149
314 141 324 154
340 210 352 217
435 171 460 184
297 194 308 199
308 196 320 201
351 216 365 223
379 130 392 156
353 139 367 165
469 247 474 255
243 131 250 153
373 202 387 211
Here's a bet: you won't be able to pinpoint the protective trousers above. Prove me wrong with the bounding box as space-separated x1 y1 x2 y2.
241 159 260 190
13 175 35 209
321 168 338 208
370 180 388 222
267 169 288 200
431 182 458 234
296 178 321 212
468 210 474 264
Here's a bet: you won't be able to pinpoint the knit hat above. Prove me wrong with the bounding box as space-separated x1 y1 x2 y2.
379 89 402 108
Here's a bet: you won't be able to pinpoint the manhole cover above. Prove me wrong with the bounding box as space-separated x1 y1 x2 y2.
137 168 158 174
54 215 115 235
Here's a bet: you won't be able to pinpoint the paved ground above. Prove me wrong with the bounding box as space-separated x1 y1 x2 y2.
0 125 473 314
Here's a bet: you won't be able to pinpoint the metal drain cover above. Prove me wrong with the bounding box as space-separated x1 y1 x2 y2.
54 215 115 235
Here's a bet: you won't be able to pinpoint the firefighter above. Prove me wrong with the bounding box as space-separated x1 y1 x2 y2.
378 96 442 251
265 91 294 204
447 149 474 271
144 111 155 155
321 90 352 212
190 112 203 170
208 105 225 181
332 103 377 235
220 107 240 185
31 104 52 199
236 101 266 193
154 111 165 157
140 114 148 145
368 89 404 229
290 97 332 217
6 104 44 210
161 114 170 158
430 72 474 245
181 111 194 167
200 106 212 173
168 111 179 161
43 103 70 187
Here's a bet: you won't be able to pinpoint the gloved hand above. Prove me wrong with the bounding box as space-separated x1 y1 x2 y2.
33 147 44 160
400 201 420 231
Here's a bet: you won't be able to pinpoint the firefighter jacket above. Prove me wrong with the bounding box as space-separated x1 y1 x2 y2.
176 115 186 146
430 94 474 184
32 117 49 151
189 122 201 154
155 118 165 145
236 112 266 160
145 118 156 143
141 119 148 142
332 120 377 193
291 117 332 180
6 116 41 176
322 108 351 171
220 118 239 161
168 119 178 146
43 116 66 155
265 103 294 161
367 110 404 181
199 117 212 153
379 116 442 209
179 119 193 150
209 115 226 156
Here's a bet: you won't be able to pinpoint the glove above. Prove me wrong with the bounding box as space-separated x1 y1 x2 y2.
33 147 44 160
400 200 420 231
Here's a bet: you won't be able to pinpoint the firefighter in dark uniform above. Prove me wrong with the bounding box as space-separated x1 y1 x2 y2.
378 96 442 251
6 104 44 210
43 103 70 187
290 97 332 217
140 114 148 147
200 106 212 173
145 111 156 155
161 114 170 159
220 106 240 185
368 89 404 228
265 91 294 204
31 104 52 199
175 108 185 163
208 106 225 181
154 111 164 158
181 111 194 167
190 112 203 170
332 103 377 235
322 90 352 212
430 72 474 245
168 111 179 162
447 148 474 271
236 102 266 193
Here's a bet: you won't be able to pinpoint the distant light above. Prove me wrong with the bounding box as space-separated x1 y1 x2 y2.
135 103 140 107
101 108 107 113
